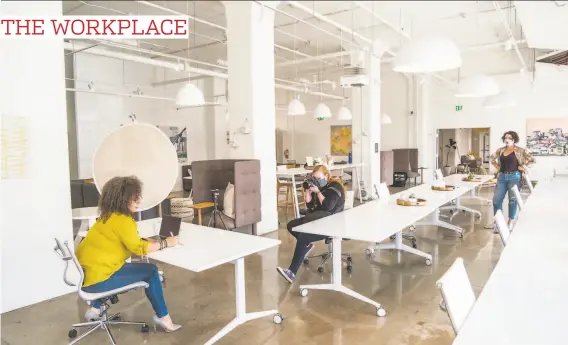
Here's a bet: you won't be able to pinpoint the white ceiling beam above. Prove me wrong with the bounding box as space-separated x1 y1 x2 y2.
493 1 527 71
276 50 352 68
135 0 334 67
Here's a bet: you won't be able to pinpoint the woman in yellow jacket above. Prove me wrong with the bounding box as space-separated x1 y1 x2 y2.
76 176 181 332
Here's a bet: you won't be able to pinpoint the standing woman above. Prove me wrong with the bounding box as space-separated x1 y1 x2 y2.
76 176 181 332
485 131 535 229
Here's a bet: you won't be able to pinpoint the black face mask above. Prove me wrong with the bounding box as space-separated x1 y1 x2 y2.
315 177 327 188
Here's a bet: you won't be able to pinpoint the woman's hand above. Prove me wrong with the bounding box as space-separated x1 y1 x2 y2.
518 166 525 172
166 236 178 248
308 186 319 194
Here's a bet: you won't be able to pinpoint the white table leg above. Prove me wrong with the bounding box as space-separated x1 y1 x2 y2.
299 237 386 316
354 167 363 203
203 257 281 345
439 197 482 218
291 175 300 219
371 232 432 265
462 186 492 205
414 209 464 237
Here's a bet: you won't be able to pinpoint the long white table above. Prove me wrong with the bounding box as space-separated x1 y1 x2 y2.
137 219 282 345
276 163 363 218
453 176 568 345
292 174 491 316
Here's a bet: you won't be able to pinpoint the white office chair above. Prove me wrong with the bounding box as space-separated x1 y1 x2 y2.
54 239 150 345
511 184 524 211
521 170 534 194
436 257 476 335
376 182 390 203
494 210 511 245
366 183 417 254
435 169 444 180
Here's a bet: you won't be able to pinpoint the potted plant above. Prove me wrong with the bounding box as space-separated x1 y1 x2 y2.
443 139 457 176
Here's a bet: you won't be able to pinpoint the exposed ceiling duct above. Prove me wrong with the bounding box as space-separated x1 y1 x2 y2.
536 50 568 66
515 0 568 50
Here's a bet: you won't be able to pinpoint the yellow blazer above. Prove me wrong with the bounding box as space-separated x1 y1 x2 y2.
76 213 149 287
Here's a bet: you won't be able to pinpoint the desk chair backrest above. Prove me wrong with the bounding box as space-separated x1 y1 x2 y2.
511 184 524 211
377 182 390 204
523 171 534 193
344 191 355 210
435 169 444 180
53 238 88 300
494 210 511 245
436 257 476 335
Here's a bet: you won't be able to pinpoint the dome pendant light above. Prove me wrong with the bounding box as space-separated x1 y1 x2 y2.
176 2 205 108
287 96 306 116
455 75 500 98
337 106 352 120
314 103 332 121
393 36 462 73
176 77 205 107
483 92 517 109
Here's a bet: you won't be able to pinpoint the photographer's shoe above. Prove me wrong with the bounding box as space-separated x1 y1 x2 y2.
276 267 295 283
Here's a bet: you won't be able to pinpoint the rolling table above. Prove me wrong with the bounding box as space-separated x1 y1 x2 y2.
276 163 363 218
137 219 282 345
453 176 568 345
292 175 487 316
435 174 492 219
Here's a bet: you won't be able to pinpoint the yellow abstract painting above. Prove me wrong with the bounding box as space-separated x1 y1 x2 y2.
330 125 352 155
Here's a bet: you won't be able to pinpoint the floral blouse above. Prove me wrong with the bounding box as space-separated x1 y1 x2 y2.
489 146 536 169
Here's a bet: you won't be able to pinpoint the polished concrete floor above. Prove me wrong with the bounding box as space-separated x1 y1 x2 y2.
1 187 505 345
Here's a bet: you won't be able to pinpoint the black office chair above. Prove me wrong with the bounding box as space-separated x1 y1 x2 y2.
303 237 353 272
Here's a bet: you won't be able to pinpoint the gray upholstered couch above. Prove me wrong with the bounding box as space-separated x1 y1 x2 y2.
191 159 261 235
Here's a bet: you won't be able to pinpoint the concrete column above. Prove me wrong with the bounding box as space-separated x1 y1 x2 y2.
223 1 279 234
0 0 74 312
351 41 385 198
204 78 229 159
416 76 435 182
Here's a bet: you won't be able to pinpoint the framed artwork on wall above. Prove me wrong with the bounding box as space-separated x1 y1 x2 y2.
330 125 352 156
526 118 568 157
157 125 188 163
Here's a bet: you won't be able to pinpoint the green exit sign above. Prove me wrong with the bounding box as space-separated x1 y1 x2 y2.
455 105 463 111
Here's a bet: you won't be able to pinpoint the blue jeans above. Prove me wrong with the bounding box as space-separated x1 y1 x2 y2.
286 210 331 274
492 171 522 220
83 263 168 318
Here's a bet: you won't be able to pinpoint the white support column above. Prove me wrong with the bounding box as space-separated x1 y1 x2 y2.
352 41 385 197
0 0 75 313
416 76 435 183
223 1 279 234
204 78 229 159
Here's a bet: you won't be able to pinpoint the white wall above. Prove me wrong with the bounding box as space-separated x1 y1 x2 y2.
1 0 75 313
73 54 227 191
431 71 568 176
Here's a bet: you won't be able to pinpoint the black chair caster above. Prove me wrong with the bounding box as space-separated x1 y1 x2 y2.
68 329 78 339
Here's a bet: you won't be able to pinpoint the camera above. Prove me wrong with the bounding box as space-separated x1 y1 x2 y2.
211 189 220 198
302 177 318 190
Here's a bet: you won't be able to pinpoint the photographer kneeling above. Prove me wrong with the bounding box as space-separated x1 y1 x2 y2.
277 165 345 283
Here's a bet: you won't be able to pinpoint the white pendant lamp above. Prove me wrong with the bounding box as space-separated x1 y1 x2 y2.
483 92 517 109
176 82 205 107
455 75 500 98
314 103 332 121
337 106 352 120
287 97 306 116
392 36 462 73
381 113 392 124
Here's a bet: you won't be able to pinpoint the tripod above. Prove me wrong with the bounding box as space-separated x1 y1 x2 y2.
208 191 229 231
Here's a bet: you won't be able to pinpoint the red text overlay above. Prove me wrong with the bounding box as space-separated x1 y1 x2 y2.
0 16 189 39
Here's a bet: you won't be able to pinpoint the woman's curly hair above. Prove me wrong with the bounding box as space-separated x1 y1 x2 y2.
98 176 143 222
